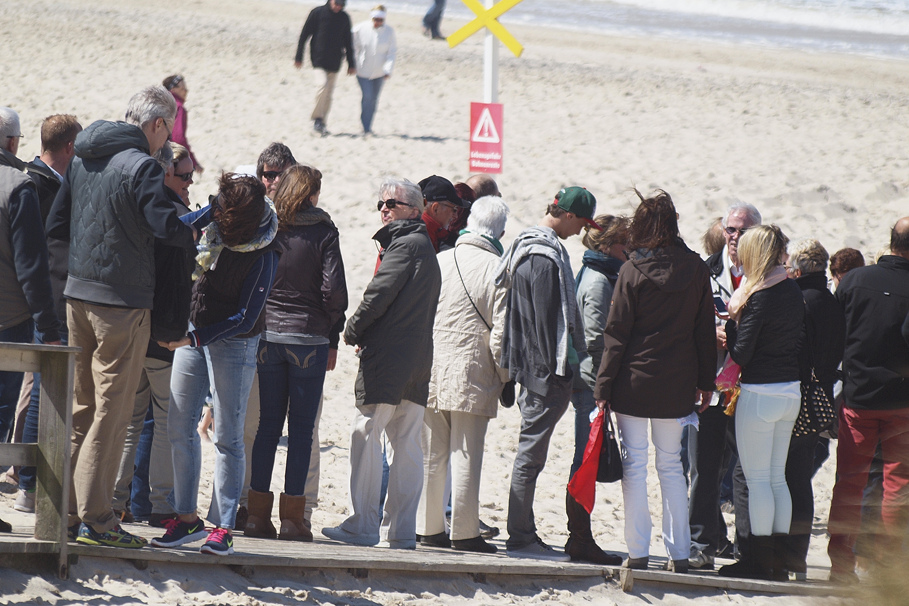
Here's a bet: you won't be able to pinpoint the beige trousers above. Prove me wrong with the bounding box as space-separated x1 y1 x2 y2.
416 408 490 540
68 299 150 532
311 69 339 122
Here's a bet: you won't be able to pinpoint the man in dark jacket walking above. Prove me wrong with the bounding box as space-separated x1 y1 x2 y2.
495 186 599 561
45 86 195 549
294 0 356 135
827 217 909 583
323 177 440 550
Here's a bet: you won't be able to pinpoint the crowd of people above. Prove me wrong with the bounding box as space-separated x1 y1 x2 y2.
0 83 908 583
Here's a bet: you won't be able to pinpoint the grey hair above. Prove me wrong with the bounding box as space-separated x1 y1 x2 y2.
789 238 829 274
0 107 21 141
722 201 762 228
125 86 177 129
466 196 509 238
380 177 424 215
153 142 174 171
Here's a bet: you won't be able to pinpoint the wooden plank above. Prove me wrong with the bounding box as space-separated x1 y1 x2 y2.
0 442 37 466
35 348 76 579
0 343 79 373
624 567 845 597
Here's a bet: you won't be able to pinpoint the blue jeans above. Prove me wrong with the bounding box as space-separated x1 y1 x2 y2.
168 333 259 528
357 76 385 133
130 406 155 519
19 329 67 491
0 319 34 443
422 0 446 37
252 341 328 496
569 389 596 480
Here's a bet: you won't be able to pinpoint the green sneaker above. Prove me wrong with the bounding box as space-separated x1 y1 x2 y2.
75 523 147 548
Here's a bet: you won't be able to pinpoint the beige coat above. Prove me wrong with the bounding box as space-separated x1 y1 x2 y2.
428 233 508 418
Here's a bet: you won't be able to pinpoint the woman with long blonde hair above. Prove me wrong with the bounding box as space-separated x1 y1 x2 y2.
719 224 805 580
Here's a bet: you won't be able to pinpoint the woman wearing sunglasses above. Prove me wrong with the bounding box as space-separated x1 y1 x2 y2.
163 143 194 206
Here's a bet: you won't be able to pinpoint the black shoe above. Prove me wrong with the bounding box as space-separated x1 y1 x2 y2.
313 119 326 134
623 557 649 569
0 517 10 533
419 531 451 548
149 513 179 528
479 519 500 539
452 536 497 554
565 536 622 565
664 559 689 573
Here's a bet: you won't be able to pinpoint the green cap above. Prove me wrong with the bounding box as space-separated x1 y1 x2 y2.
555 186 600 229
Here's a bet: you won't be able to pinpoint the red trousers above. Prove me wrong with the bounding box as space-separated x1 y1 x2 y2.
828 405 909 572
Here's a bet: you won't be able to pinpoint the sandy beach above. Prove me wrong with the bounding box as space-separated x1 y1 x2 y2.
2 0 909 602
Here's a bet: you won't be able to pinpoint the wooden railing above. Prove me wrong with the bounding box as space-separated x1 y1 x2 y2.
0 342 77 578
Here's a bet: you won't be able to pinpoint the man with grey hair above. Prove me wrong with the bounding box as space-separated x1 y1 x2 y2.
688 201 762 572
323 177 440 549
46 86 195 549
417 196 509 554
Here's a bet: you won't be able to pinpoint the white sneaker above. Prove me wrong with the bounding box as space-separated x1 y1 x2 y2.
507 538 570 562
14 489 35 513
378 539 416 550
688 547 715 570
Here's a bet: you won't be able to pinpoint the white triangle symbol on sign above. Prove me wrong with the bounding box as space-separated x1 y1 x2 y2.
471 108 500 143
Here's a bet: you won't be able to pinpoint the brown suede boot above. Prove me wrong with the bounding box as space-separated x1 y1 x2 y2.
244 489 277 539
279 493 313 542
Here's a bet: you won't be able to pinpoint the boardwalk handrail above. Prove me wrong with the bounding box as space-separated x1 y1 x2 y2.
0 341 78 578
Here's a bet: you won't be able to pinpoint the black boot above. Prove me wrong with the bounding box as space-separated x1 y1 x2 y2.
565 491 622 565
718 534 773 580
771 534 792 582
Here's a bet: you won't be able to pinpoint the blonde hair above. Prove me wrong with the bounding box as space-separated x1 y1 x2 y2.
373 4 386 11
582 214 629 253
170 142 191 166
737 224 789 304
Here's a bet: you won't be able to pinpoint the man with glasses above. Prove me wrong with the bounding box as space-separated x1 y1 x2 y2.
418 175 468 253
255 142 296 198
45 86 196 549
324 177 441 549
688 202 762 572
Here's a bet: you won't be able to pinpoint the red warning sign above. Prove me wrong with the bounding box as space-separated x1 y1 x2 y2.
469 102 503 174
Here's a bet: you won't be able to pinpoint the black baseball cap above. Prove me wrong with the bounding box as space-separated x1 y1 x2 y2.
419 175 468 208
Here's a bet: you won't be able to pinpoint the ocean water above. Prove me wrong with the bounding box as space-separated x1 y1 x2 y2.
328 0 909 58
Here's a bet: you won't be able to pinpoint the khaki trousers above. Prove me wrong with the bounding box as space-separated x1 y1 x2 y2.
417 408 490 540
68 299 150 532
311 69 339 122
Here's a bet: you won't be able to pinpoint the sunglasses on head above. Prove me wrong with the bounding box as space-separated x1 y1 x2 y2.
174 170 193 183
377 199 413 211
261 170 284 181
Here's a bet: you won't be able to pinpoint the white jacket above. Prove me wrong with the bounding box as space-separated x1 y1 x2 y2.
428 233 508 418
353 22 396 80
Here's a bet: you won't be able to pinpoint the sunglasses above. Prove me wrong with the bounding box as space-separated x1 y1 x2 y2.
724 226 750 236
261 170 284 181
174 170 193 183
377 199 413 211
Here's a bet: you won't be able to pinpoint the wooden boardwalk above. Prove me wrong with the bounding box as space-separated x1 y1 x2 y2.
0 521 846 598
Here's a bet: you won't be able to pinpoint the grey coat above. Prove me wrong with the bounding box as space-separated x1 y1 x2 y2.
345 219 441 406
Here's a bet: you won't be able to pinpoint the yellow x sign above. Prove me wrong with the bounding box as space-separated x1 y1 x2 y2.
447 0 525 57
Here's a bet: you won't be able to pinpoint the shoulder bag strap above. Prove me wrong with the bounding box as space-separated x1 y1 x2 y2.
454 247 492 331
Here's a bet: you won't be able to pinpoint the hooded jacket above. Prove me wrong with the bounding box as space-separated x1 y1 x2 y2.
594 244 716 419
344 219 441 407
45 120 194 309
575 250 624 390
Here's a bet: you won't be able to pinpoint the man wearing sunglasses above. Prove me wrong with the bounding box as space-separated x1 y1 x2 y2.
418 175 468 253
324 177 441 549
688 202 762 573
255 142 296 199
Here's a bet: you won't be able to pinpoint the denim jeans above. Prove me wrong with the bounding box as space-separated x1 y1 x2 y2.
569 389 596 480
422 0 446 37
168 333 259 528
252 341 328 496
19 329 67 491
130 405 155 519
616 413 690 560
357 76 385 133
0 319 34 442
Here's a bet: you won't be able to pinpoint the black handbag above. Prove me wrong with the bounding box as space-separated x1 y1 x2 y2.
596 413 623 483
792 369 836 437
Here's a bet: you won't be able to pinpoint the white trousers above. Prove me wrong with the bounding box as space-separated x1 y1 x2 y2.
417 408 490 540
735 388 799 536
340 401 424 543
615 413 690 560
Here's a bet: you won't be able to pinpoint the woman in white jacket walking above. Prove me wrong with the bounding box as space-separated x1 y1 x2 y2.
416 196 510 554
352 5 396 134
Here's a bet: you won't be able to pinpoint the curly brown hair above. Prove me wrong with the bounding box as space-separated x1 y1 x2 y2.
273 164 322 227
582 214 629 252
215 173 266 247
628 189 679 250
